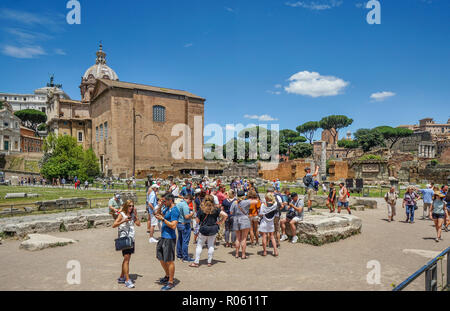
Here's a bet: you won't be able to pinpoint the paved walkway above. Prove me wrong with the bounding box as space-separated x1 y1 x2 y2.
0 198 448 291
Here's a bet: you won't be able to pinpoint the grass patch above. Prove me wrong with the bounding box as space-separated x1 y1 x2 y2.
59 223 67 232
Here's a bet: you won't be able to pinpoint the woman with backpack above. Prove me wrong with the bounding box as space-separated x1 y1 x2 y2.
222 190 237 247
429 187 448 242
189 195 228 267
112 200 140 289
259 193 279 257
230 191 260 259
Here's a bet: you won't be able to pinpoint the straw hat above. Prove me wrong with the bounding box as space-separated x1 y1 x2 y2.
434 191 445 198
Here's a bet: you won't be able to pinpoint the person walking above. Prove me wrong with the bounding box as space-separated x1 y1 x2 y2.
384 186 398 222
230 191 259 259
429 188 448 242
403 186 419 224
259 193 279 257
326 182 337 213
112 200 140 289
222 190 237 247
154 194 179 291
176 194 195 262
419 184 434 220
338 182 351 214
189 196 228 267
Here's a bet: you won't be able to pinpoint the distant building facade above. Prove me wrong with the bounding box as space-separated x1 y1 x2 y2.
0 102 21 154
20 126 43 153
0 77 70 113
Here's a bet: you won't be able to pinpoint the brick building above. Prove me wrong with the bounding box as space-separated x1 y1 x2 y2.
46 44 210 178
20 126 43 153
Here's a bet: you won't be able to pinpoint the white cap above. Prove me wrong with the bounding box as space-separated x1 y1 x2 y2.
151 184 160 189
194 188 202 194
426 184 432 189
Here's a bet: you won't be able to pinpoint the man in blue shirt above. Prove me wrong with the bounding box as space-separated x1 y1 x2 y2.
155 193 179 291
419 184 434 219
180 182 194 197
175 194 194 262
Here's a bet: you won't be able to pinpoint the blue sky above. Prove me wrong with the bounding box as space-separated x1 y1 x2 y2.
1 0 449 143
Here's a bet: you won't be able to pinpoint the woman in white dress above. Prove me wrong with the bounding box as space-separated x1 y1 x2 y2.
258 193 279 257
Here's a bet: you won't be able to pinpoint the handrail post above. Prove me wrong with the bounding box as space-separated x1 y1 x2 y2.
447 252 450 290
425 263 437 291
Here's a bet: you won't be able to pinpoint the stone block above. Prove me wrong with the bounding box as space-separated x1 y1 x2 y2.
285 212 362 246
20 234 76 251
4 193 27 199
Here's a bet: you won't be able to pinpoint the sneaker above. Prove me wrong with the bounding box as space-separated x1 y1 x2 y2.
161 283 175 291
117 277 126 284
444 226 449 232
280 234 288 242
183 257 195 263
125 280 135 289
435 238 440 243
149 237 159 243
158 276 169 285
291 236 298 243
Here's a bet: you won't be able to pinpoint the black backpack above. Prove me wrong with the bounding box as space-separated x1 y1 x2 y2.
303 175 313 187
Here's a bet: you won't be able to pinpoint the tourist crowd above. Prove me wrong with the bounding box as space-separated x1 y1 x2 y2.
109 166 449 290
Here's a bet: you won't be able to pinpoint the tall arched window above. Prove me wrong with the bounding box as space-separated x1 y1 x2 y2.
153 105 166 122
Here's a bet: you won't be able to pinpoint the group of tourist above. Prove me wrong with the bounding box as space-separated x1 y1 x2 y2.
109 168 449 290
384 184 449 242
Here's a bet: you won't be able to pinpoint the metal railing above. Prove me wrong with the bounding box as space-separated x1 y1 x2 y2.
393 247 450 291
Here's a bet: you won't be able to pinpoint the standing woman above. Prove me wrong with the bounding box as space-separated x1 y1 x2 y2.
189 196 228 267
222 190 237 247
231 191 259 259
248 190 261 247
429 188 448 242
259 193 279 257
403 186 419 224
112 200 140 289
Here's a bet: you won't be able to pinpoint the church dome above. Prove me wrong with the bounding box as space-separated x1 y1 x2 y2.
82 44 119 81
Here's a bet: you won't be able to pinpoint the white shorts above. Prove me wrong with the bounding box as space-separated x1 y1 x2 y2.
291 217 302 223
149 214 158 227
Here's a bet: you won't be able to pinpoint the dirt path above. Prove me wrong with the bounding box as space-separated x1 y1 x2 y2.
0 199 447 291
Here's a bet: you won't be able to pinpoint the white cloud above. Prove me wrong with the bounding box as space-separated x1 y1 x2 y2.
284 71 349 97
54 48 66 55
370 91 396 102
184 43 193 48
1 45 46 59
244 114 278 122
285 0 343 10
267 90 281 95
274 84 282 88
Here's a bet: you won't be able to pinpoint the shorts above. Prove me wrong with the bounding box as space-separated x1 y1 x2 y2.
432 213 445 219
291 216 302 223
156 238 176 262
338 201 349 208
250 216 260 222
232 216 251 231
122 242 135 256
148 214 158 227
307 188 315 202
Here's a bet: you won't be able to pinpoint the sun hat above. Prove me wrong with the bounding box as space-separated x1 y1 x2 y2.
434 191 445 198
